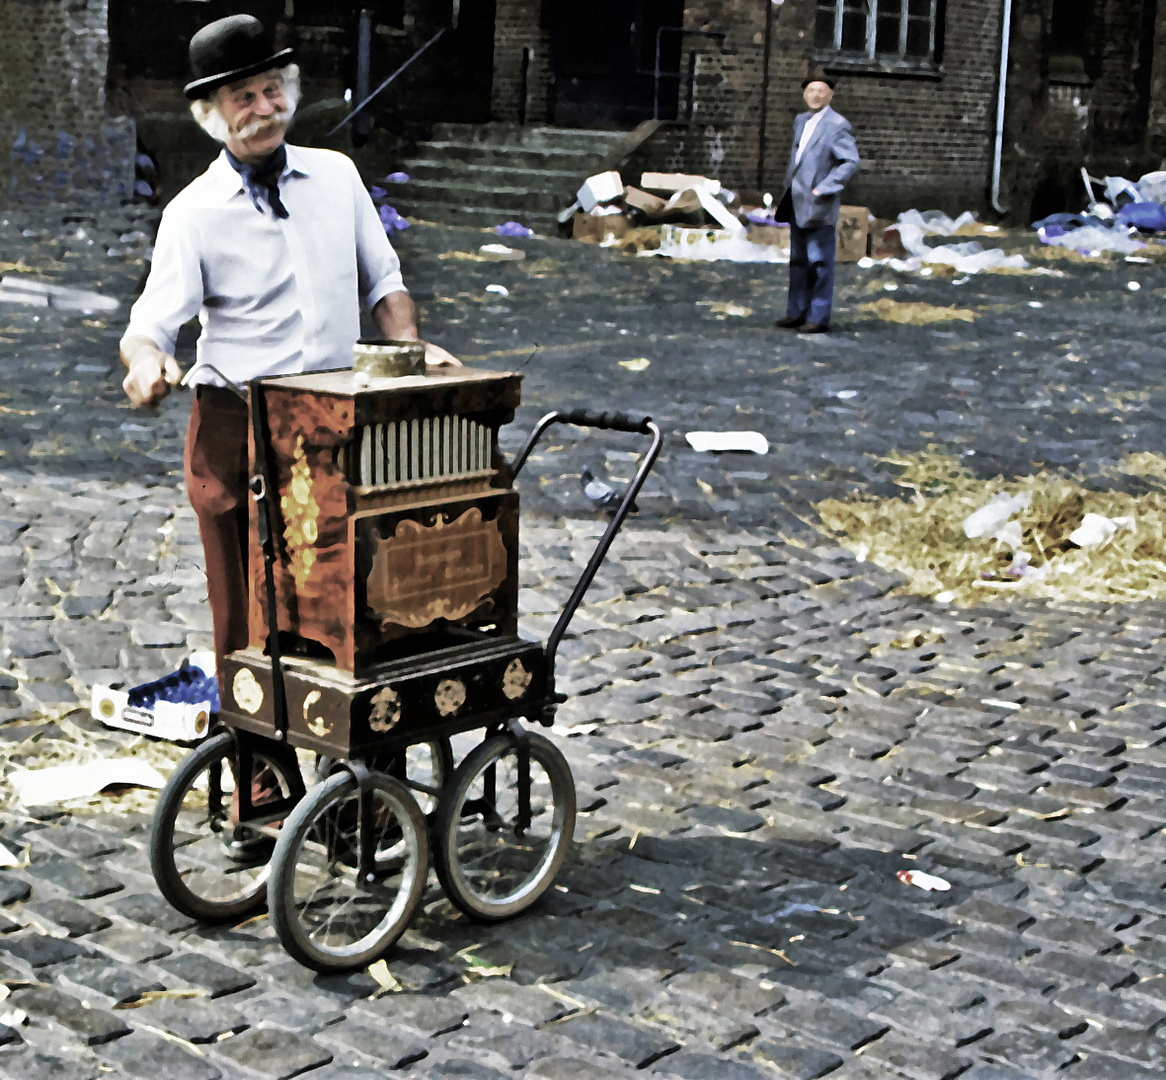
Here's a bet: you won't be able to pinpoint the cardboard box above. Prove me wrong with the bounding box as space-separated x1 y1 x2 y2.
836 205 869 262
576 171 625 213
641 172 722 195
572 211 630 242
623 186 668 215
869 217 906 259
746 224 791 250
693 186 745 234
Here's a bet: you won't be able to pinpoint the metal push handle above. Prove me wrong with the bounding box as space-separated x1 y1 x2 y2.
556 410 655 435
510 410 664 709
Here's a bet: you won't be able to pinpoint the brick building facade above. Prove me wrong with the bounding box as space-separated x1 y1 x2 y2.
2 0 1162 218
490 0 1165 220
1 0 134 207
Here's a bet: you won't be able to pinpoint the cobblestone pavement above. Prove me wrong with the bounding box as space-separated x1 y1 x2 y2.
1 206 1166 1079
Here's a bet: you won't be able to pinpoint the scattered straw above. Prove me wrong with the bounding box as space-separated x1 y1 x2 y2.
0 709 186 816
815 450 1166 607
856 299 975 325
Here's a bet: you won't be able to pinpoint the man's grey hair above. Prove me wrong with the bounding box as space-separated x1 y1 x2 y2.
190 64 299 143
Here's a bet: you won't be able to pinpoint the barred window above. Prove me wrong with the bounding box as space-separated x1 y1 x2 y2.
816 0 941 67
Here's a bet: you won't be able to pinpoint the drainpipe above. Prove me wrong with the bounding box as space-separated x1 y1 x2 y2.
990 0 1013 214
757 0 778 190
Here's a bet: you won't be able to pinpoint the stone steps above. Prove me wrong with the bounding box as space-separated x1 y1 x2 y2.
386 123 630 232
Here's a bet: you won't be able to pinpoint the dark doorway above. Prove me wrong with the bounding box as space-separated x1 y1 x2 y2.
405 0 497 124
544 0 685 129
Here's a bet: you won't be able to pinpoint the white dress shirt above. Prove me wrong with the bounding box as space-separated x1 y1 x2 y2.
796 108 828 165
122 144 406 388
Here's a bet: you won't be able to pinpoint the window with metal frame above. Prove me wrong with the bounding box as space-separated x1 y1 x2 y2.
815 0 942 72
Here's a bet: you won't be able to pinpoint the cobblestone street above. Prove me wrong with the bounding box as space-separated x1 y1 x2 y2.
2 207 1166 1079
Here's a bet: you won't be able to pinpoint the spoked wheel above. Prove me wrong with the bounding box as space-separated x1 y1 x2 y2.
267 770 428 972
149 730 304 921
434 730 575 922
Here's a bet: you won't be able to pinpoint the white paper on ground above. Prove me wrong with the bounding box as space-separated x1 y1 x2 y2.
9 759 167 805
686 430 769 454
1068 512 1135 548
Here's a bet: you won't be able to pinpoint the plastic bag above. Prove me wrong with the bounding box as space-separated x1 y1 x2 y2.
963 492 1031 539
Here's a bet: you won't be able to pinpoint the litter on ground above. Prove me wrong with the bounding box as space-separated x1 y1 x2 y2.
816 451 1166 606
686 431 770 454
856 299 976 325
9 758 168 806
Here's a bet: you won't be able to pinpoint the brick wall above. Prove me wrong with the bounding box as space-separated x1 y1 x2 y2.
1 0 134 207
620 0 1006 217
498 0 1163 221
1150 4 1166 158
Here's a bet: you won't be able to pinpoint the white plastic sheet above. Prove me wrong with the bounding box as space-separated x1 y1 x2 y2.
685 431 770 454
654 227 787 263
1037 224 1145 255
9 759 167 805
895 222 1028 273
896 209 981 236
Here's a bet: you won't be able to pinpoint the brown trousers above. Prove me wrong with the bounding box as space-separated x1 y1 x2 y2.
184 386 251 669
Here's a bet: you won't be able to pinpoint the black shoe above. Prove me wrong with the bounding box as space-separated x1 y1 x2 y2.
798 321 830 334
775 316 805 329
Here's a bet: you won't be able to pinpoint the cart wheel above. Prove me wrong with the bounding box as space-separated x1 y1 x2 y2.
149 730 304 921
268 769 428 972
434 731 575 922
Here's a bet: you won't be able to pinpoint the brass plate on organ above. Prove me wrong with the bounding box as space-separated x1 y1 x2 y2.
363 506 509 629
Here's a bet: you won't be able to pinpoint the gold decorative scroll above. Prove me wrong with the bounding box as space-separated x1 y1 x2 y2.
281 434 320 593
365 507 508 629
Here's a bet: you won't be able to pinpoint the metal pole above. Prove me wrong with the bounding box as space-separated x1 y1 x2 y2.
990 0 1013 214
354 8 373 145
327 27 448 136
757 0 776 189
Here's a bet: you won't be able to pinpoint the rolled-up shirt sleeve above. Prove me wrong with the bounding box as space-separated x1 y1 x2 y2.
350 160 406 310
121 207 205 356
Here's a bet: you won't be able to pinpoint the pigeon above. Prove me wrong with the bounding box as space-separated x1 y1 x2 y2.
580 466 637 513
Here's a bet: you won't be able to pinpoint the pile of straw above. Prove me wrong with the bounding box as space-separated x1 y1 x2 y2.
815 451 1166 606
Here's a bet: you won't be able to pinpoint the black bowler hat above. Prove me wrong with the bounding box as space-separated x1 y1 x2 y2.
801 69 836 89
184 15 294 100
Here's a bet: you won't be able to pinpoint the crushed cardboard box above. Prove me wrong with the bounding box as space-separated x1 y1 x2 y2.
836 206 869 262
641 172 722 195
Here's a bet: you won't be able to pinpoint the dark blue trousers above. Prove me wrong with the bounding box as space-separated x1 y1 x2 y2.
786 222 837 326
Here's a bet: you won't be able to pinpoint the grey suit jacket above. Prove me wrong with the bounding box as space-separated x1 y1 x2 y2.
780 106 861 229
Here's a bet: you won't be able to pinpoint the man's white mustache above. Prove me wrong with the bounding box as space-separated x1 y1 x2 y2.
235 111 291 141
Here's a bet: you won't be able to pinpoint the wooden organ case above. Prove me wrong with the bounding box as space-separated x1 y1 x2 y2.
217 367 547 758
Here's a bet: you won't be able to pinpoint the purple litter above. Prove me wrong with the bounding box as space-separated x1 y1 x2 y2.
378 203 410 233
386 172 410 183
496 221 533 238
369 185 387 199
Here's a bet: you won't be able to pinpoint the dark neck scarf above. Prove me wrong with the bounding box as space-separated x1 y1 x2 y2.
226 144 289 219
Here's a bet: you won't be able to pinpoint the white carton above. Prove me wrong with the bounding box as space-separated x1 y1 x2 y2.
91 650 216 742
576 171 625 213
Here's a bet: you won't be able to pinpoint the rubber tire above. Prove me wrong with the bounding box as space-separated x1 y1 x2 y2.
434 731 575 922
267 769 429 972
149 730 303 921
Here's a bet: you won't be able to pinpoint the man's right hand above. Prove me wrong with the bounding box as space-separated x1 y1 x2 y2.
121 338 182 408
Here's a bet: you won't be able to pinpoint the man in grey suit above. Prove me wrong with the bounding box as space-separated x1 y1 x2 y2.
775 73 861 334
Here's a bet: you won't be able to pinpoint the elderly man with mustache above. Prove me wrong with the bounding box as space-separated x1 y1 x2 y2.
120 14 457 670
